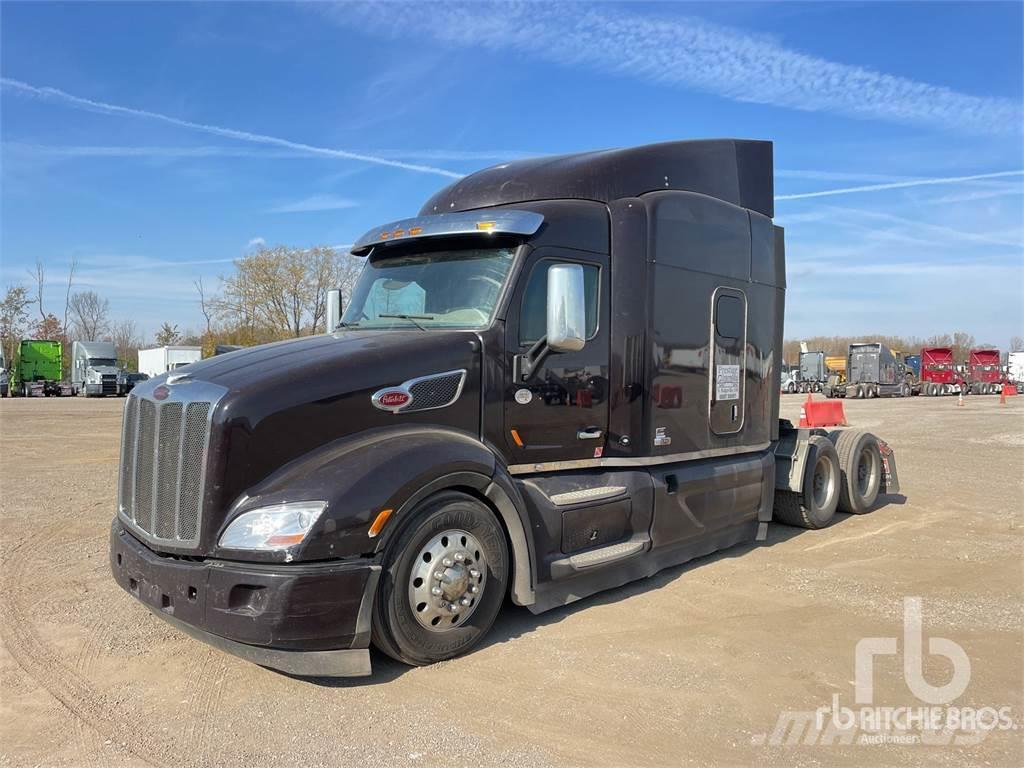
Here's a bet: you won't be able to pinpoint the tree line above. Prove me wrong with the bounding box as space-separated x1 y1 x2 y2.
783 332 1024 366
3 246 1022 373
1 246 362 370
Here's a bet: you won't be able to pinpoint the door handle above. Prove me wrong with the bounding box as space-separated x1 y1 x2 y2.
577 427 603 440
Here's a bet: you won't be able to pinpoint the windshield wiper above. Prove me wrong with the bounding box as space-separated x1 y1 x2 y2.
378 313 435 331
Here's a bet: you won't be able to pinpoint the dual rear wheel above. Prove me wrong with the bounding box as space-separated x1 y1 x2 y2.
774 430 883 529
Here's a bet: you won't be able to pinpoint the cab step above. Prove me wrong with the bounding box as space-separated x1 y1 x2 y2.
550 535 649 579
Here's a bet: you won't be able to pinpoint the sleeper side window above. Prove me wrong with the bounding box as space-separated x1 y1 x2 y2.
519 260 600 345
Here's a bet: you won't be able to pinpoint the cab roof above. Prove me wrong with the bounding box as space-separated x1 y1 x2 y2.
419 139 774 219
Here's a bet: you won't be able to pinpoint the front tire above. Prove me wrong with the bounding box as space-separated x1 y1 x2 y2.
372 491 509 667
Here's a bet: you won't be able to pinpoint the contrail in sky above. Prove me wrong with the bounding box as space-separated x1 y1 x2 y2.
0 77 464 179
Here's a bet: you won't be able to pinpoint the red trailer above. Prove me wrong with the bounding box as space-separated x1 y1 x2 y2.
967 348 1002 394
920 347 965 396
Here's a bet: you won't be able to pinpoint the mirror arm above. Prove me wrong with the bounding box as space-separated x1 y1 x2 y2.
514 335 550 382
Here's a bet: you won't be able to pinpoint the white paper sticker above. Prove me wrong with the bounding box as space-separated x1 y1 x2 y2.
716 365 740 401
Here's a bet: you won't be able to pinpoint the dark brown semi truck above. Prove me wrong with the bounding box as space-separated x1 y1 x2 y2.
110 140 900 677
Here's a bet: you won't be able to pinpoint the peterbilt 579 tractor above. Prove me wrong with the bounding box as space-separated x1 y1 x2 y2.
110 140 900 677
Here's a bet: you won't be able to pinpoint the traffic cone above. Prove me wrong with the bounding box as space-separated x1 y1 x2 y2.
799 393 811 427
957 391 964 407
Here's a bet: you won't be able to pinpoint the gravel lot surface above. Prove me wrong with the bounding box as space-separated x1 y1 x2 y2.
1 394 1021 767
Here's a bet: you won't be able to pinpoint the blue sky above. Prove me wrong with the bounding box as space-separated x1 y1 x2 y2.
2 1 1022 345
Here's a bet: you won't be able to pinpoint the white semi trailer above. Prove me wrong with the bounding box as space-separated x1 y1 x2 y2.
137 346 202 378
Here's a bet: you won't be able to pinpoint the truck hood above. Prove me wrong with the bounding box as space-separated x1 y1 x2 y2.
178 330 485 531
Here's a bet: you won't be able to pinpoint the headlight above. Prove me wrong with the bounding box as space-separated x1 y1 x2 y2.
219 501 327 551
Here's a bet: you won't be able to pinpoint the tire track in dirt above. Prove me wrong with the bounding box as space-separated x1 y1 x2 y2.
1 524 167 767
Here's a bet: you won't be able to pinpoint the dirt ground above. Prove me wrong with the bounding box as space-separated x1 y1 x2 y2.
1 394 1021 767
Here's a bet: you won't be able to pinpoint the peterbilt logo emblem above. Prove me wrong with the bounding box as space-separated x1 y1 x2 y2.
153 385 170 401
372 388 412 412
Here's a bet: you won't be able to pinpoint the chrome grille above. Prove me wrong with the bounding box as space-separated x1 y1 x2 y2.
118 382 223 548
405 370 467 412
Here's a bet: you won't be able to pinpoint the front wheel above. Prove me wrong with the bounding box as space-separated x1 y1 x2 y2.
372 491 509 667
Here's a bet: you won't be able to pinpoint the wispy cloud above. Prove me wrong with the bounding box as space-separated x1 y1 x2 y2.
267 194 358 214
333 2 1023 135
2 142 533 164
775 170 1024 201
0 78 463 178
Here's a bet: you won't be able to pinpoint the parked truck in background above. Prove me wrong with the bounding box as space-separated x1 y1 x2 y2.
823 354 847 398
920 346 964 396
109 139 900 678
11 339 70 397
1008 351 1024 386
844 342 908 398
72 340 124 397
137 345 202 378
798 350 826 393
967 348 1002 394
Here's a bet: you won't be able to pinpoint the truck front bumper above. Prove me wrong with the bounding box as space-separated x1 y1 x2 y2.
109 521 380 677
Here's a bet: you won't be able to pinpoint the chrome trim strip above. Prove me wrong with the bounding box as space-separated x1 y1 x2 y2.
507 442 772 475
351 210 544 254
371 369 468 414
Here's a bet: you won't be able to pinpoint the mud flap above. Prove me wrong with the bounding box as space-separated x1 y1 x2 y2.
877 438 900 494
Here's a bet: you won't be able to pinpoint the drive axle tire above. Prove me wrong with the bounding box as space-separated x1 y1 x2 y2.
828 430 882 514
372 491 509 667
773 435 840 529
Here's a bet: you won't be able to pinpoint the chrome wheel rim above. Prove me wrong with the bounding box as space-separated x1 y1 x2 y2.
408 529 487 632
812 454 835 510
856 447 879 497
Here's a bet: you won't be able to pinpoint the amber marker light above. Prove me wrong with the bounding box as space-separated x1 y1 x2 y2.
409 227 423 235
476 221 497 231
368 508 394 538
510 429 524 447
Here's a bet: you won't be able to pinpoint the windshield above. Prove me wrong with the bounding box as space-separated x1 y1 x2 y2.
341 247 516 330
88 358 118 367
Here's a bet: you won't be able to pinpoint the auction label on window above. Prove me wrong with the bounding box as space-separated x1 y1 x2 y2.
716 365 740 400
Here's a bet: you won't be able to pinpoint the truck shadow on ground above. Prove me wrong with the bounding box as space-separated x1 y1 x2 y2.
300 495 906 688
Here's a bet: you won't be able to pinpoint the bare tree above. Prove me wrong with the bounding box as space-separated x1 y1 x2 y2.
108 319 142 368
1009 335 1023 353
62 255 79 339
28 258 45 321
214 245 355 338
0 285 33 365
68 290 110 340
195 277 214 337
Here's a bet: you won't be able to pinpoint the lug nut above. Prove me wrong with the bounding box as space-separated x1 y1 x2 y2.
442 557 453 567
454 552 465 562
431 586 442 596
469 568 480 579
449 603 460 613
460 597 471 606
469 585 479 594
433 571 443 580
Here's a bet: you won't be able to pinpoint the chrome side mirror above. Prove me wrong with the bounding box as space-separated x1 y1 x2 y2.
546 263 586 353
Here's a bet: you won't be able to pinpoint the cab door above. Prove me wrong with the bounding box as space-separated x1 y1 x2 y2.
503 249 610 465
